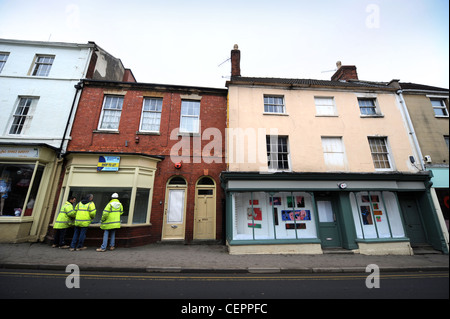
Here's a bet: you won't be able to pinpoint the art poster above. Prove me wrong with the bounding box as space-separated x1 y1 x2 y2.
360 205 373 225
270 197 282 206
281 210 311 221
247 207 262 221
296 196 305 208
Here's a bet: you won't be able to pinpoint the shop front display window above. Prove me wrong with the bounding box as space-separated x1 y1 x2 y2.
69 187 131 224
350 191 405 239
232 191 317 241
0 163 44 217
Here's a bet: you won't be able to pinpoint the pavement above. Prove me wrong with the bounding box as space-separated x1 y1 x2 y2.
0 242 448 274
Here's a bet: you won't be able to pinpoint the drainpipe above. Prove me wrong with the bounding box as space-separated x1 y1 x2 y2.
58 81 83 158
396 89 425 171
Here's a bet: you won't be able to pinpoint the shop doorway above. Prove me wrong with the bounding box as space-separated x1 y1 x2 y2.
162 176 187 241
194 176 216 240
317 198 342 248
399 195 427 246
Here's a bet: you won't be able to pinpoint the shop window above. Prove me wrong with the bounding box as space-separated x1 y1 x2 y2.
133 188 150 224
232 192 317 241
0 163 44 217
350 191 405 239
69 187 131 224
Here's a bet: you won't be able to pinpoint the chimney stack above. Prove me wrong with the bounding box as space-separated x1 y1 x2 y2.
331 61 358 81
231 44 241 77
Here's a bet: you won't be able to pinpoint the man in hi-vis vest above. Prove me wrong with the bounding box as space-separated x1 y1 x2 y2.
69 194 96 251
96 193 123 252
52 196 76 248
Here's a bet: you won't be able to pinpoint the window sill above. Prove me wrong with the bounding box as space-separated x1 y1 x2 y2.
434 115 449 118
315 114 339 117
360 114 384 118
178 132 201 137
93 130 119 134
137 131 160 136
263 112 289 116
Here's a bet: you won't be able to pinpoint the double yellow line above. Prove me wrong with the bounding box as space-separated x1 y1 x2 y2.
0 270 447 281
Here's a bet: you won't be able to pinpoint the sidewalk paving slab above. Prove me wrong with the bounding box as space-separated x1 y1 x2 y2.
0 242 448 274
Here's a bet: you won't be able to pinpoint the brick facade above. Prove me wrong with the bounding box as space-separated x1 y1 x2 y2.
50 80 227 246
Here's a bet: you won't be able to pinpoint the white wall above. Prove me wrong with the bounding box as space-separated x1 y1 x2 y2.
0 40 92 149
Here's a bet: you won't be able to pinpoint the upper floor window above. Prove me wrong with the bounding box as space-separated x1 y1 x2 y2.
9 97 38 135
98 95 124 130
321 137 347 170
179 100 200 134
266 135 290 171
31 55 55 77
358 98 379 116
0 52 9 73
430 98 449 117
140 97 163 132
315 97 337 116
368 137 393 170
264 95 285 114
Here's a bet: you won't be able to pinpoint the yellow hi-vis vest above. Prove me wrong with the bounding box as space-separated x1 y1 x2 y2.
100 199 123 230
53 201 74 229
71 201 96 227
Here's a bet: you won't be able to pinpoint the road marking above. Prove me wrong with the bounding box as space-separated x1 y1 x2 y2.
0 270 447 282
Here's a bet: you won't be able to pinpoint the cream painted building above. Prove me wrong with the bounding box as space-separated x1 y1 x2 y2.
222 46 448 255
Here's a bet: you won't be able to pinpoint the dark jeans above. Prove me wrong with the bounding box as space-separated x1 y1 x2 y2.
53 228 67 247
70 227 88 249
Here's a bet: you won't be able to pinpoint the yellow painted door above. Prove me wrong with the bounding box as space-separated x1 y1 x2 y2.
162 188 186 240
194 188 216 240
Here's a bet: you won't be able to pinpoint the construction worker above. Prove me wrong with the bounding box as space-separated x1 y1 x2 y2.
52 196 76 248
96 193 123 252
69 194 96 251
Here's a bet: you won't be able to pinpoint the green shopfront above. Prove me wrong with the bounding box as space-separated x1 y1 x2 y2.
221 172 449 255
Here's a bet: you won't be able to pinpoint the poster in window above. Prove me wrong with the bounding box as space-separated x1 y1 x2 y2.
270 197 282 206
247 207 262 221
360 205 373 225
281 210 311 221
296 196 305 208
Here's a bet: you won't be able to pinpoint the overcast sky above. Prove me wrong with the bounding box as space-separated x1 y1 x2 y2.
1 0 448 89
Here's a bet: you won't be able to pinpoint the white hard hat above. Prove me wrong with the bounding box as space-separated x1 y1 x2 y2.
111 193 119 198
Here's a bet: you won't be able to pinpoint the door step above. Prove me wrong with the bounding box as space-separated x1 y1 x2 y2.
322 248 354 254
412 245 443 255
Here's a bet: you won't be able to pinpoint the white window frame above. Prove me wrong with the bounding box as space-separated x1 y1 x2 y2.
98 95 124 131
429 98 449 117
315 97 338 116
358 97 382 117
321 136 347 170
368 136 394 171
8 97 38 135
31 55 55 77
139 97 163 133
266 135 290 171
263 95 286 114
179 100 200 134
0 52 9 73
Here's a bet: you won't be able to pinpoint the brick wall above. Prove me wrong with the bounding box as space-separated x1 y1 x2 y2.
65 83 227 244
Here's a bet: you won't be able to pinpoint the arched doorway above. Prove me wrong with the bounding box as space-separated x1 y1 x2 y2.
194 176 216 240
162 176 187 241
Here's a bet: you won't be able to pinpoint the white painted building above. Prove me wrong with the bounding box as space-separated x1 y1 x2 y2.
0 38 133 242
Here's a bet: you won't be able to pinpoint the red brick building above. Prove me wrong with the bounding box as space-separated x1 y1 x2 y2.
48 79 227 246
